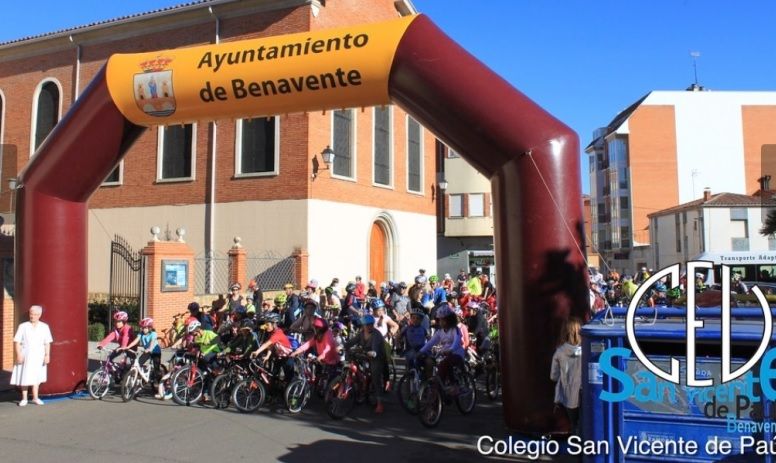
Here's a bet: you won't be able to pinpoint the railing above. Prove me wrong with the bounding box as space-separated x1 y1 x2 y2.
246 251 296 291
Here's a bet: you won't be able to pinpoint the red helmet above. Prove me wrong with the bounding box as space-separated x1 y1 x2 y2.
140 317 154 328
312 317 328 330
113 311 129 322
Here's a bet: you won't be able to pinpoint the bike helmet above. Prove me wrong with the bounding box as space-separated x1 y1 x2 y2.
263 312 281 324
304 299 320 311
398 281 408 289
380 282 389 290
345 282 357 293
187 321 201 333
113 311 129 322
361 314 375 326
370 298 385 311
187 302 201 313
230 283 241 291
466 300 480 310
415 275 427 285
240 319 255 331
435 304 453 319
409 309 424 318
313 317 328 330
332 321 346 332
139 317 154 328
274 293 287 306
453 306 463 317
429 275 439 284
306 279 319 290
234 305 247 315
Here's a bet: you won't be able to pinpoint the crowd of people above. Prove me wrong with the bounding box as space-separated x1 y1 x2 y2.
96 267 499 415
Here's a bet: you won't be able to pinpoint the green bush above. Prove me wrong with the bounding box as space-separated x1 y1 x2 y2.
87 297 140 334
88 323 105 342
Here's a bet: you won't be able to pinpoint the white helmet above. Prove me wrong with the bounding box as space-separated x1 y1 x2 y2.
187 321 201 333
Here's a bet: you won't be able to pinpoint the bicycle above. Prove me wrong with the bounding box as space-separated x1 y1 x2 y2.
209 354 251 409
87 348 131 399
120 349 167 402
417 347 477 428
396 353 423 414
285 355 336 414
170 352 224 406
230 353 286 413
324 347 373 420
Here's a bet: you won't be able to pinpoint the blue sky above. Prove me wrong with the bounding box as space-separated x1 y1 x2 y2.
2 1 775 192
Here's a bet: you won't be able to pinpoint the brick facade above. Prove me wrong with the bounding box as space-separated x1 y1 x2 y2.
141 240 195 329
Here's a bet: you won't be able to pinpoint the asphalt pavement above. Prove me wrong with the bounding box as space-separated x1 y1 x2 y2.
0 343 575 463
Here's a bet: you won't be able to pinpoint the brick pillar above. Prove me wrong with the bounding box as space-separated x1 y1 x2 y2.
293 247 308 289
0 231 15 372
228 237 247 291
141 239 194 330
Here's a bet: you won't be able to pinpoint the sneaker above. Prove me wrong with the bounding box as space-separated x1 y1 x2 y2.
154 393 163 400
32 398 44 405
163 392 173 401
374 402 384 414
18 399 27 407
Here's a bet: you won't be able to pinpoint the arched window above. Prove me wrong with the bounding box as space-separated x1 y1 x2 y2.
31 80 61 154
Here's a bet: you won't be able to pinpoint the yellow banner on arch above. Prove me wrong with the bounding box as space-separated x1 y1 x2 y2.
105 15 417 126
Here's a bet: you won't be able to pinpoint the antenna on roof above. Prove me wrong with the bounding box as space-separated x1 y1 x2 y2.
688 51 702 91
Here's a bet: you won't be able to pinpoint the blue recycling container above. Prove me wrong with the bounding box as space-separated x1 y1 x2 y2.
582 307 776 462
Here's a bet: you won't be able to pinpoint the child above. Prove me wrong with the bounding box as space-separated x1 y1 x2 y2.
331 322 347 363
125 317 162 383
550 317 582 435
97 311 135 363
397 310 428 373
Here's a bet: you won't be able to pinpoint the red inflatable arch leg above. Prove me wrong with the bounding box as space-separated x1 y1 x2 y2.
389 16 588 432
15 69 144 394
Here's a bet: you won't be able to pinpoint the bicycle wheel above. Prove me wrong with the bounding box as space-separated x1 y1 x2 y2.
120 369 140 402
455 373 477 415
285 378 311 414
418 381 443 428
209 374 233 409
172 365 204 405
396 372 419 415
232 378 266 413
325 375 355 420
485 368 500 401
87 368 111 399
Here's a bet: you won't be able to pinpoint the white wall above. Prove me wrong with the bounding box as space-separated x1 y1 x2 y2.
306 199 436 285
703 206 770 253
641 91 776 203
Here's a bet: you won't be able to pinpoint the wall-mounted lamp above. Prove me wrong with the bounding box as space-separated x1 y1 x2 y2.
312 145 336 179
8 177 20 191
437 174 449 191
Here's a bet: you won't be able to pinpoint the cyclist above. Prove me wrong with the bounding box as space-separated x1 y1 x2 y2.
289 299 321 341
354 276 366 304
282 283 303 328
124 317 162 383
251 312 294 380
271 293 287 315
340 283 363 326
430 275 447 306
221 319 259 358
97 311 135 363
372 299 398 390
397 309 429 374
188 320 223 400
390 282 410 323
290 318 341 383
464 300 491 353
419 304 466 394
344 314 386 414
245 296 257 315
442 274 455 294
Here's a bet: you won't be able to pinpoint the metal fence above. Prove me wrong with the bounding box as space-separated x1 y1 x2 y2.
194 252 230 295
246 251 296 291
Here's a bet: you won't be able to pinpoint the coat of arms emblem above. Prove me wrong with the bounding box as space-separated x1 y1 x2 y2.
134 56 175 117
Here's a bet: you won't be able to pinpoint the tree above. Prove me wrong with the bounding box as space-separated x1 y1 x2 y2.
760 209 776 236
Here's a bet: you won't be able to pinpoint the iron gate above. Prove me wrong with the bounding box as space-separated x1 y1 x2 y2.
108 235 145 323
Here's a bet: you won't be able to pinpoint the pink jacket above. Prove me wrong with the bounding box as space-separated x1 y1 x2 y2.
296 331 340 366
98 324 135 349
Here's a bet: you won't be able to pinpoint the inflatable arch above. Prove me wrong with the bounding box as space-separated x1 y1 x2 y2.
16 15 587 431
